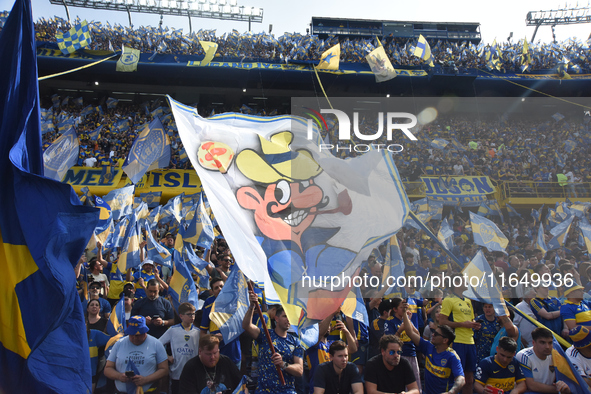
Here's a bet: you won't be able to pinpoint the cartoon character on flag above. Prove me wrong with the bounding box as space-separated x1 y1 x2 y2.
170 96 410 328
199 131 356 322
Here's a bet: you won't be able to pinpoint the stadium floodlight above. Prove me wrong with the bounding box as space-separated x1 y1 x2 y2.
49 0 264 30
526 5 591 41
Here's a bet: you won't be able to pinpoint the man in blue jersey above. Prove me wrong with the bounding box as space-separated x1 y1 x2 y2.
200 277 241 367
402 302 465 394
474 337 526 394
243 290 304 394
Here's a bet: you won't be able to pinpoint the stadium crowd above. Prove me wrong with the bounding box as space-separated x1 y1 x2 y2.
80 197 591 394
26 15 591 74
39 93 591 197
3 9 590 394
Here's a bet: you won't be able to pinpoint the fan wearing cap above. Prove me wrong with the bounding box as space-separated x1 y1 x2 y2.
104 316 168 393
566 326 591 385
560 284 591 331
126 259 168 299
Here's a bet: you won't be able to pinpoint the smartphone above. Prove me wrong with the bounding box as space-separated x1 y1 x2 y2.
152 315 160 320
125 371 135 378
476 319 485 324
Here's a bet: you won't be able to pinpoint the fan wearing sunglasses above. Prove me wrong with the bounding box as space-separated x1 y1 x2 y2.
364 334 420 394
401 301 466 394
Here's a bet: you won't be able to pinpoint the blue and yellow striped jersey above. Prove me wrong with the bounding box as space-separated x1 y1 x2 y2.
418 337 463 394
561 300 591 327
475 355 525 392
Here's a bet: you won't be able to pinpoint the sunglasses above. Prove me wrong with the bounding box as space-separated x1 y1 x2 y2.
432 331 444 338
388 350 404 356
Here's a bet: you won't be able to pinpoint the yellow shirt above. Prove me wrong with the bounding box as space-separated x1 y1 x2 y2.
440 294 475 344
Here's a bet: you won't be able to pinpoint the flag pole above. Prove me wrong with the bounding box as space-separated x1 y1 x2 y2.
247 281 286 385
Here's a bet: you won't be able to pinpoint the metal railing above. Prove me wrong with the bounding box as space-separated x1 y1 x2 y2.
501 181 591 199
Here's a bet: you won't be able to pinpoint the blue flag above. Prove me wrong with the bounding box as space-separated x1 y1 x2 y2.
179 195 214 249
169 256 199 311
552 338 591 394
140 191 162 208
146 224 172 267
42 126 79 181
535 223 548 255
210 265 249 344
123 117 171 184
89 125 101 141
106 296 126 336
183 243 210 291
232 375 249 394
547 214 574 250
102 184 134 221
0 1 99 392
382 235 405 298
462 251 506 316
470 212 508 253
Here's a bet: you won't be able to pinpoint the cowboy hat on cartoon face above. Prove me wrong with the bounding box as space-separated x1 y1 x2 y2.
235 131 328 249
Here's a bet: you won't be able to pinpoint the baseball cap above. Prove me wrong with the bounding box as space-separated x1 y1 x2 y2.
125 316 149 336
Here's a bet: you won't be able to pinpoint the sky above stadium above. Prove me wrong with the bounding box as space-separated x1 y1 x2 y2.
17 0 591 45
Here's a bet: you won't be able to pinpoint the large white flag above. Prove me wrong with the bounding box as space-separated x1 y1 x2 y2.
168 96 410 326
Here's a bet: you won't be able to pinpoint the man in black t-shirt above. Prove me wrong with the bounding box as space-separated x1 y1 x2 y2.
365 335 420 394
313 341 363 394
178 335 242 394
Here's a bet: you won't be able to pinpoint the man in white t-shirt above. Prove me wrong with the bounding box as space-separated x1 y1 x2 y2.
159 302 200 394
516 327 570 393
104 315 169 393
513 289 537 348
84 156 97 167
566 325 591 386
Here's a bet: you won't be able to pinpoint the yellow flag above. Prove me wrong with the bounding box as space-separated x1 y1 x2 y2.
116 45 140 72
199 41 218 66
366 45 396 82
316 43 340 70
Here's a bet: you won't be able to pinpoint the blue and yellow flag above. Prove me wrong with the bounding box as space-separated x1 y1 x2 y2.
469 211 508 253
0 1 99 392
102 184 134 221
382 235 405 298
183 243 210 292
169 256 199 311
506 203 521 218
42 126 79 181
535 223 549 255
179 195 214 249
316 43 341 70
106 97 119 109
56 20 92 55
578 219 591 255
365 42 397 82
146 224 172 267
210 265 249 344
89 125 101 141
93 195 112 245
118 212 142 272
140 191 162 208
431 138 449 149
123 117 171 184
547 214 574 250
106 295 126 336
413 34 434 67
116 45 140 72
552 338 591 394
232 375 249 394
462 251 506 316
